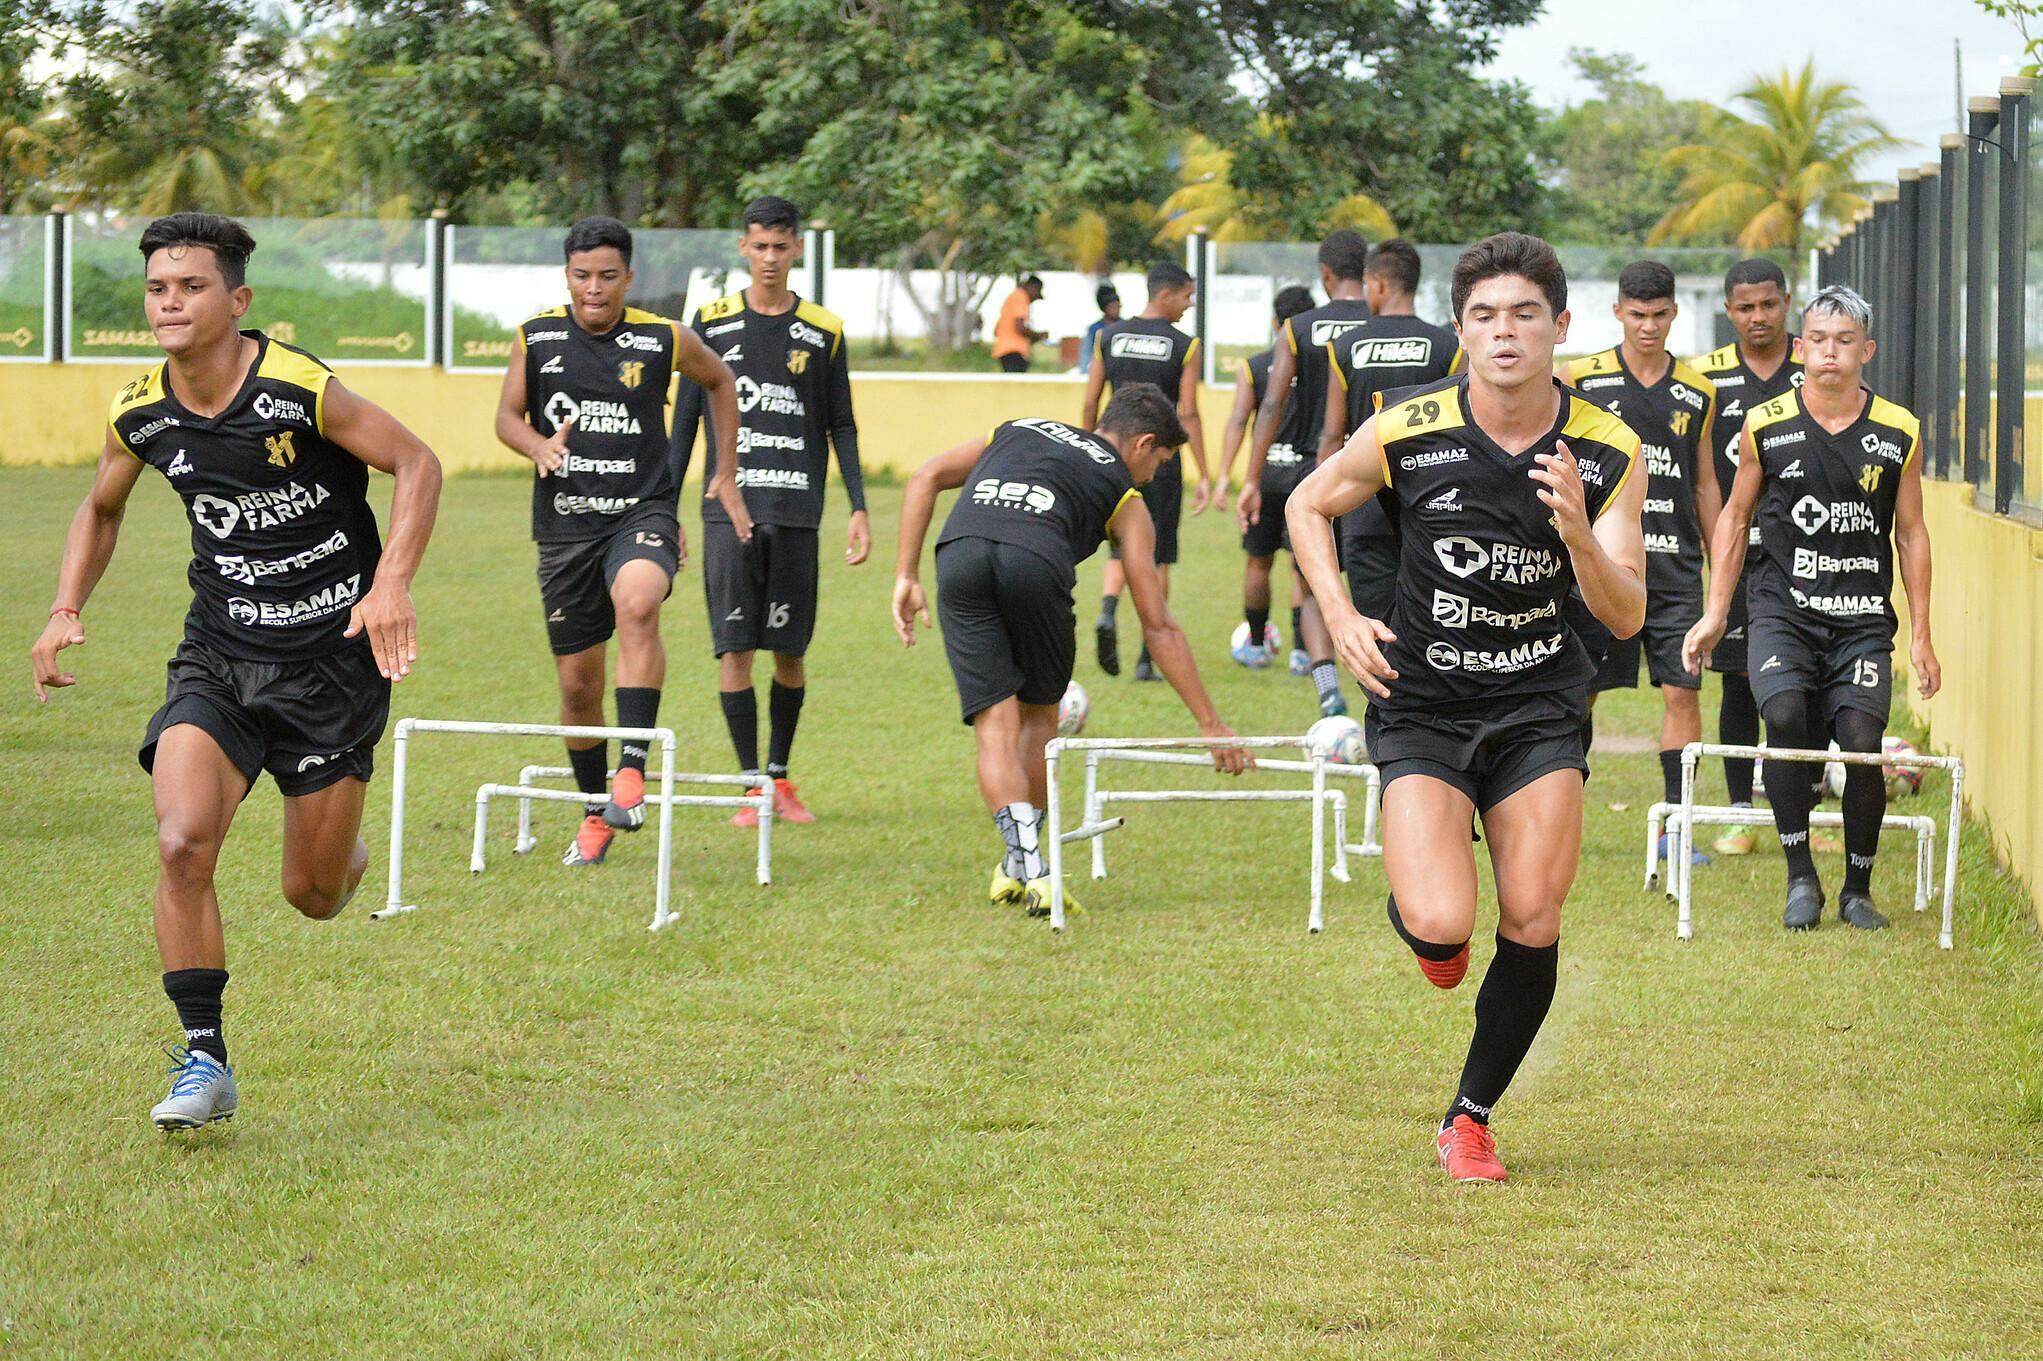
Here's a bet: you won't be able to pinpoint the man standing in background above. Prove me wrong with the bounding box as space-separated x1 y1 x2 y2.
993 275 1047 373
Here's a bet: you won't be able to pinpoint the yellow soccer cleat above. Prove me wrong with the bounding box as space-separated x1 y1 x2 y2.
1022 876 1079 918
989 865 1026 908
1713 823 1756 856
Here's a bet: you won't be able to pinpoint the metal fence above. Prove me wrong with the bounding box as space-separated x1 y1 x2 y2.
1820 75 2039 519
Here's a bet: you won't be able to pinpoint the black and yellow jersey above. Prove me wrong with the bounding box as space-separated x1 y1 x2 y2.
936 419 1137 587
1744 386 1918 631
1277 298 1372 471
1369 375 1640 711
1328 315 1461 442
108 331 382 663
1239 348 1304 479
1099 317 1198 493
672 292 863 530
519 306 683 542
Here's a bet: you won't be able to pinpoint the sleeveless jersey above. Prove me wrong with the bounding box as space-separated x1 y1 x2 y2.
1371 375 1640 712
1279 298 1372 467
1330 315 1460 542
937 419 1137 586
1744 387 1918 632
107 331 382 663
520 306 681 541
1099 317 1197 490
1240 348 1304 481
1691 338 1803 555
1559 348 1718 610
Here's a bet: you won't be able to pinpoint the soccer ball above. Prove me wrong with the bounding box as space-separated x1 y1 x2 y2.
1882 736 1924 795
1058 680 1090 737
1303 714 1365 765
1230 620 1282 669
1822 742 1848 800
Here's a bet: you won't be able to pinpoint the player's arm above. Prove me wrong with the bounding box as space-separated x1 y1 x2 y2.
824 336 870 565
30 432 145 701
1178 345 1212 512
891 435 986 646
675 327 753 542
669 365 704 487
1080 357 1106 430
493 333 571 476
1317 343 1348 463
1692 401 1724 552
1214 361 1258 496
1541 438 1645 641
1238 325 1297 529
321 378 444 682
1287 416 1397 696
1894 446 1939 700
1683 424 1764 672
1113 498 1249 774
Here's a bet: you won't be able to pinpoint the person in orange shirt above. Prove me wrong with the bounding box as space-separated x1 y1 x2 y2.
993 275 1047 372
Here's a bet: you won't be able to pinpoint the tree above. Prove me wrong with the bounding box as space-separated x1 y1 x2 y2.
1154 126 1396 245
1974 1 2043 74
0 13 64 213
1539 49 1712 245
1650 62 1902 276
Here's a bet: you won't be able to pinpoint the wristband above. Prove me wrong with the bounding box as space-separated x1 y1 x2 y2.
49 606 79 620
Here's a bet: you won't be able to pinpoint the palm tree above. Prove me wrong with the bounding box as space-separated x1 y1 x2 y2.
1650 62 1902 276
1155 127 1396 244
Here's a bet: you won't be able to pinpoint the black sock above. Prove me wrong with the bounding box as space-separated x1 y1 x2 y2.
767 681 804 780
1290 605 1303 644
1761 693 1820 881
614 687 660 776
567 741 609 812
1448 934 1558 1127
720 687 759 777
1099 595 1119 624
163 968 229 1063
1837 711 1886 895
1246 605 1269 640
1719 672 1758 804
1659 749 1683 807
1387 894 1467 961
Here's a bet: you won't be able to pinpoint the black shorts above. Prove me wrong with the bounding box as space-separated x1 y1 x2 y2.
935 536 1074 724
1241 465 1303 558
1747 613 1894 724
1343 534 1397 623
535 506 680 656
140 637 388 797
1366 690 1588 813
1589 610 1701 693
1709 575 1752 675
1111 462 1181 566
704 520 820 657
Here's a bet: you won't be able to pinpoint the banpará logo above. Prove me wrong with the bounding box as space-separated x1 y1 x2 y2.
1792 547 1881 579
616 331 663 352
1348 337 1433 368
736 429 807 456
1108 332 1173 361
216 529 350 584
1642 496 1676 515
972 478 1055 514
1431 591 1469 628
1012 418 1118 465
563 454 635 476
252 391 309 425
129 416 180 445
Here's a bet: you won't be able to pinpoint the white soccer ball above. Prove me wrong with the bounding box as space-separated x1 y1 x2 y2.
1058 680 1090 737
1882 735 1924 796
1823 741 1847 800
1304 714 1365 766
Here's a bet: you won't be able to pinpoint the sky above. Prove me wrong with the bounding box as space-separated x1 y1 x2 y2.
1484 0 2034 182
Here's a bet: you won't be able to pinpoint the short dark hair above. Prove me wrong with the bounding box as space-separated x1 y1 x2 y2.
1021 274 1044 293
1272 285 1315 325
564 216 633 265
1366 238 1422 296
1319 228 1371 283
1146 261 1193 295
138 213 257 289
1450 232 1567 321
1723 256 1788 299
742 195 802 236
1095 283 1120 311
1617 260 1677 303
1098 382 1188 449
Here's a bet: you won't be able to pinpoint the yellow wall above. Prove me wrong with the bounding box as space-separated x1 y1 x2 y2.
0 363 1244 477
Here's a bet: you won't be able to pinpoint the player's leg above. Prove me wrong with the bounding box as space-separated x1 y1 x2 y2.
703 518 767 820
936 537 1037 906
1295 562 1344 717
278 776 371 920
1379 773 1481 987
1096 555 1126 676
1650 621 1707 865
603 536 678 830
1288 572 1309 676
996 541 1081 911
1133 479 1181 682
1749 618 1826 926
758 528 821 821
555 645 615 864
1237 550 1276 667
1828 647 1895 929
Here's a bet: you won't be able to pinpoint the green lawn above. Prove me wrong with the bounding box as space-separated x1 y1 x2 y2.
1 467 2037 1357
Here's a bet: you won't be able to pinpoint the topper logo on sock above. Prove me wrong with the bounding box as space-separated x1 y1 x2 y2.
1454 1095 1492 1119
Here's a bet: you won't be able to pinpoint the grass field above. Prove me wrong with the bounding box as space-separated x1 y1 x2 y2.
1 465 2037 1357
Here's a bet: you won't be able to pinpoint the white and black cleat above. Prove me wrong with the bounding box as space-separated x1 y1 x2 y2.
151 1047 237 1130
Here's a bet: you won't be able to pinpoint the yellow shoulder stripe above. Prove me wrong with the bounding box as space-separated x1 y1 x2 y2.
1745 388 1802 434
1564 348 1620 383
1378 383 1466 448
525 306 567 324
697 292 745 323
796 300 845 358
1561 395 1640 456
1867 394 1921 443
1694 342 1741 374
1327 340 1348 389
1596 443 1643 522
1106 486 1140 531
258 342 334 434
623 306 678 328
1670 358 1713 394
106 365 165 429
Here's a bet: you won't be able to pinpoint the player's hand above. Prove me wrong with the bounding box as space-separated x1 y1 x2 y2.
1329 609 1398 699
1200 719 1254 774
1189 477 1213 515
845 509 871 566
1235 479 1262 533
345 580 418 681
1681 611 1726 677
1912 633 1942 701
531 415 572 478
710 475 755 543
891 575 930 647
1207 475 1229 515
1530 439 1590 546
30 611 85 702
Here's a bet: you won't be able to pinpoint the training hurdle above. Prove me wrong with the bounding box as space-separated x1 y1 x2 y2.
1644 802 1939 913
1674 742 1967 949
474 763 772 883
1045 735 1378 934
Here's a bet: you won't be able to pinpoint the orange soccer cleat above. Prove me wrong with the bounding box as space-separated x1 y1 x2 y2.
1436 1115 1507 1183
562 813 614 867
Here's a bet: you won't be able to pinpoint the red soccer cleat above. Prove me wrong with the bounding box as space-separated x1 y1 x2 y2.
771 778 815 824
731 787 764 829
1436 1115 1507 1183
562 814 614 867
1417 944 1471 990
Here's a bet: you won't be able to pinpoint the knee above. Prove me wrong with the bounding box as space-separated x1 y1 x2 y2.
612 590 662 636
559 675 604 718
1664 687 1700 718
282 870 338 920
772 653 805 687
1833 710 1884 753
1392 892 1474 946
1760 693 1812 743
157 825 221 885
1497 903 1562 949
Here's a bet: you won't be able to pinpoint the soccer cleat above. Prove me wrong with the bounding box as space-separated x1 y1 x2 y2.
151 1047 237 1130
1022 876 1079 918
1436 1115 1506 1183
602 766 646 831
1783 876 1824 931
1288 647 1311 677
771 778 815 824
1838 890 1890 931
562 813 613 866
731 787 764 829
1095 617 1121 677
1133 657 1159 682
1811 830 1844 854
1319 690 1349 720
1657 832 1711 867
1713 810 1757 856
1416 944 1471 990
989 865 1026 908
1231 639 1273 670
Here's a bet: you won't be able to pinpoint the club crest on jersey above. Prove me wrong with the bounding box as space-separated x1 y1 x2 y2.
786 347 810 376
265 431 297 468
617 360 645 390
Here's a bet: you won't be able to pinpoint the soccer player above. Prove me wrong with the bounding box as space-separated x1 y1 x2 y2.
673 195 868 825
1239 228 1376 718
1083 261 1213 681
1217 284 1315 671
1287 233 1647 1183
1559 262 1720 858
1078 283 1121 375
1691 258 1804 854
892 384 1248 913
497 217 749 867
1682 285 1938 932
1317 238 1462 625
28 213 444 1129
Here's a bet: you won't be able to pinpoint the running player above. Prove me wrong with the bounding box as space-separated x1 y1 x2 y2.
1239 228 1375 717
1317 238 1462 625
497 217 749 867
1682 285 1939 932
1690 258 1804 854
672 195 868 825
1559 261 1720 859
28 213 444 1130
893 384 1248 914
1083 261 1213 681
1287 233 1646 1183
1217 284 1315 670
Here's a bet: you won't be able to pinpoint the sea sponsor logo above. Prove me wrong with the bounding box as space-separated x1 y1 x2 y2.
735 466 812 492
1789 495 1876 536
128 415 179 445
526 329 569 343
1791 547 1881 579
1642 496 1676 515
789 320 828 348
190 480 331 539
736 429 809 457
705 319 745 338
1861 432 1905 463
1424 632 1567 674
252 390 310 426
225 573 360 628
1012 418 1118 465
972 477 1055 514
734 375 804 417
562 453 636 476
553 492 640 516
616 330 664 352
215 529 350 585
1643 532 1681 554
1308 318 1366 347
1399 447 1468 471
1790 588 1885 617
165 450 193 478
1109 332 1174 361
1346 336 1433 368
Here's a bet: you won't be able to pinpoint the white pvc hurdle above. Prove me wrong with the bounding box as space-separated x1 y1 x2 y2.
1644 802 1938 914
475 764 773 885
1675 742 1966 948
377 718 684 930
